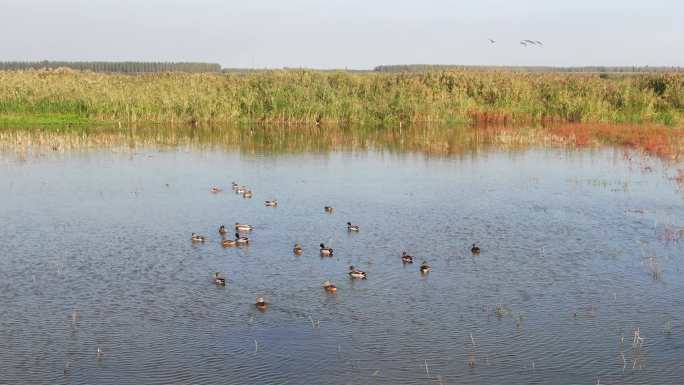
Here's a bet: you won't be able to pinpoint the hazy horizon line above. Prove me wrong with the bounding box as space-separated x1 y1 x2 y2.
1 60 683 72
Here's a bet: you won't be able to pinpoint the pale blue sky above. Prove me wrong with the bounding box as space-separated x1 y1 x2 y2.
1 0 681 68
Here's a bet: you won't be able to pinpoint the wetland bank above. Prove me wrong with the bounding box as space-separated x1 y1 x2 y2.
0 69 683 127
1 69 684 385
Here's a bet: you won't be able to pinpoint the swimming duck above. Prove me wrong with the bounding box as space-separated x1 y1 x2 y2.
323 280 338 293
235 233 249 245
221 238 236 247
231 181 238 190
264 199 278 207
218 225 228 235
420 261 431 274
293 243 303 255
236 186 248 194
401 252 414 264
213 272 226 286
348 265 367 279
255 296 268 309
210 186 222 193
243 190 253 199
471 243 481 254
324 206 334 213
191 233 205 242
235 223 254 232
347 222 360 232
319 243 333 257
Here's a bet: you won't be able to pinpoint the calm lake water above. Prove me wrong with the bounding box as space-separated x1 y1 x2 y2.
1 143 683 384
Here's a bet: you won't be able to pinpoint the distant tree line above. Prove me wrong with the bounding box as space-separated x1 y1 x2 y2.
2 61 681 74
374 65 684 73
0 61 222 73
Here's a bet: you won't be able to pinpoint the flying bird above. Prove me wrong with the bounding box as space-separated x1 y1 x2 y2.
535 40 543 46
523 39 537 45
488 38 496 44
520 41 528 47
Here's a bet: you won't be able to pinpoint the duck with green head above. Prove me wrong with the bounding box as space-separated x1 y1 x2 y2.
213 272 226 286
401 252 414 264
319 243 333 257
235 223 254 232
235 232 249 245
348 265 367 279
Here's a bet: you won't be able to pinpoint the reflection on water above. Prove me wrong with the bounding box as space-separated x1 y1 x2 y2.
1 131 684 385
0 124 563 157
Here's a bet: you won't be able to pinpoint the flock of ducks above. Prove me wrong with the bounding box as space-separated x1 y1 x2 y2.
201 182 482 309
212 182 277 206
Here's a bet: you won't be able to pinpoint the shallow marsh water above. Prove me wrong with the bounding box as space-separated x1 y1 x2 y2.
1 140 683 384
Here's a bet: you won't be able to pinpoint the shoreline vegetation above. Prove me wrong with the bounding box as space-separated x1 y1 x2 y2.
0 68 682 128
1 68 683 161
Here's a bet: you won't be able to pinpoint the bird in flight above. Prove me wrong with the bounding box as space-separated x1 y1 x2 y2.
535 40 543 46
520 41 528 47
488 38 496 44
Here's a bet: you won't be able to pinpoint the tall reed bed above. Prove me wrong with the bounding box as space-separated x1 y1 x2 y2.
0 68 682 126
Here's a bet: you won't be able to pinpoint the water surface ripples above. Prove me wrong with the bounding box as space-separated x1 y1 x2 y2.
1 148 683 384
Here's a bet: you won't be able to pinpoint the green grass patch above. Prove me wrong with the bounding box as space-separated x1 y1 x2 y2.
0 113 97 128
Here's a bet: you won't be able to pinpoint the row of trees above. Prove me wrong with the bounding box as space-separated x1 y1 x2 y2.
0 61 222 73
374 65 684 73
2 62 680 74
